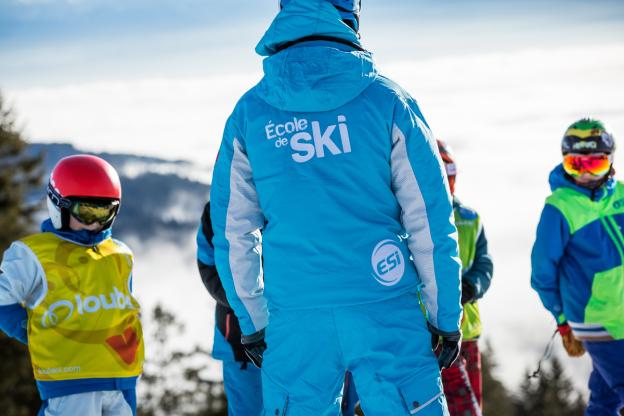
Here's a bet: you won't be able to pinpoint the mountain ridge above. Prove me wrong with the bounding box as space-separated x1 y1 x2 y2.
28 142 210 241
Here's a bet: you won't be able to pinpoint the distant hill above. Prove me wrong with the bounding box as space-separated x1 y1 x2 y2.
28 142 210 241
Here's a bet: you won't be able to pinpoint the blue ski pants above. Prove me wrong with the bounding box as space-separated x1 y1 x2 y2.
584 339 624 416
213 325 263 416
261 292 449 416
223 359 263 416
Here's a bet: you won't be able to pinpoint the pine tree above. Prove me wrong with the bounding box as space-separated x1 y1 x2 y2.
137 305 228 416
0 92 43 251
516 356 585 416
481 340 515 416
0 91 44 415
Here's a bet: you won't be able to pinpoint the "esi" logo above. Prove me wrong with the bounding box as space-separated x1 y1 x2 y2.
371 240 405 286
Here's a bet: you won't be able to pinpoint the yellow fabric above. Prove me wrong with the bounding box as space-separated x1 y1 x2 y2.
461 302 481 340
22 233 144 381
455 210 483 340
565 127 600 139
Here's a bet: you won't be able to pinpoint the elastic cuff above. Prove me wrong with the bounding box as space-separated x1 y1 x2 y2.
557 323 571 336
426 322 461 342
241 328 265 345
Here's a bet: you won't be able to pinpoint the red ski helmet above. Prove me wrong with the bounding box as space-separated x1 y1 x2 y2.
47 154 121 230
437 139 457 195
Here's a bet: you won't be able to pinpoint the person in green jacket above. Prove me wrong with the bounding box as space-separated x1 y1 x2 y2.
531 118 624 415
437 140 493 415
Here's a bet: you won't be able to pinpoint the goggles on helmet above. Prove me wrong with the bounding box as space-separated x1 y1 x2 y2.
47 184 120 225
562 153 612 177
69 200 119 225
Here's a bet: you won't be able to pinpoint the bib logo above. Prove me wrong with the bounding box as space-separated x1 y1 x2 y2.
42 287 134 328
264 115 352 163
371 240 405 286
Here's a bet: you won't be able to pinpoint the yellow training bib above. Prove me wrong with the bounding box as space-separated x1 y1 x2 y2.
22 233 144 381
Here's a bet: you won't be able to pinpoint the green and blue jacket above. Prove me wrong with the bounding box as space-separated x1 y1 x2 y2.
454 198 493 340
531 165 624 341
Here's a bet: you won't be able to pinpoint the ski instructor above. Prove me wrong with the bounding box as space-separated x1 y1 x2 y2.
210 1 462 414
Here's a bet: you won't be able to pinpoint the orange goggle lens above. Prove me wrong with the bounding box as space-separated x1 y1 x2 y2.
562 154 611 177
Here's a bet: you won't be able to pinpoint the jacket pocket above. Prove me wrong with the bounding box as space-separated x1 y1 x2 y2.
398 375 447 414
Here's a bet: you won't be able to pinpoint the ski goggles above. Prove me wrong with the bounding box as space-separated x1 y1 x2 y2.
69 200 119 225
562 153 612 177
47 185 119 225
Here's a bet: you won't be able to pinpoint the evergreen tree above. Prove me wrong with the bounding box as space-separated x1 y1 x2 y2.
516 356 585 416
137 305 227 416
0 91 43 415
481 340 515 416
0 92 43 251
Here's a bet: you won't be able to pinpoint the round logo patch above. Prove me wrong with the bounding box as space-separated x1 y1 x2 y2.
42 300 74 328
371 239 405 286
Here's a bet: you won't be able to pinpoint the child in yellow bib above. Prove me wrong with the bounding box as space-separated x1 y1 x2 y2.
0 155 144 416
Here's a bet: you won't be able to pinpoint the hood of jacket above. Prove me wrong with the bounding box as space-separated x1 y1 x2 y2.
254 0 377 112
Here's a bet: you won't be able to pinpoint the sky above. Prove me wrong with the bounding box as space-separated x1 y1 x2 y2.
3 0 624 397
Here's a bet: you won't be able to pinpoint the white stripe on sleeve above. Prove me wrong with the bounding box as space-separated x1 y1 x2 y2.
224 138 268 332
390 123 439 326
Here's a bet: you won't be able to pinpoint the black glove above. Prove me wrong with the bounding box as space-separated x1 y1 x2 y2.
215 306 249 363
428 322 462 369
461 280 476 305
241 328 267 369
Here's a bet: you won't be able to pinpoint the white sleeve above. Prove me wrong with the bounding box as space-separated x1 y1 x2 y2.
390 102 462 333
0 241 47 308
211 123 268 335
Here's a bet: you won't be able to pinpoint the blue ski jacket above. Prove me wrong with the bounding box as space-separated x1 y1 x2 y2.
210 0 462 336
531 165 624 340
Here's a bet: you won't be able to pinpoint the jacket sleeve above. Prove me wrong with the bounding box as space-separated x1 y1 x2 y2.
390 98 462 333
0 303 28 344
463 224 493 299
196 202 230 308
210 115 268 336
0 241 46 344
531 203 569 324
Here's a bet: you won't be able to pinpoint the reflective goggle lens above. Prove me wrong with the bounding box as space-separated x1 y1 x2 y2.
70 200 119 225
563 154 611 177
